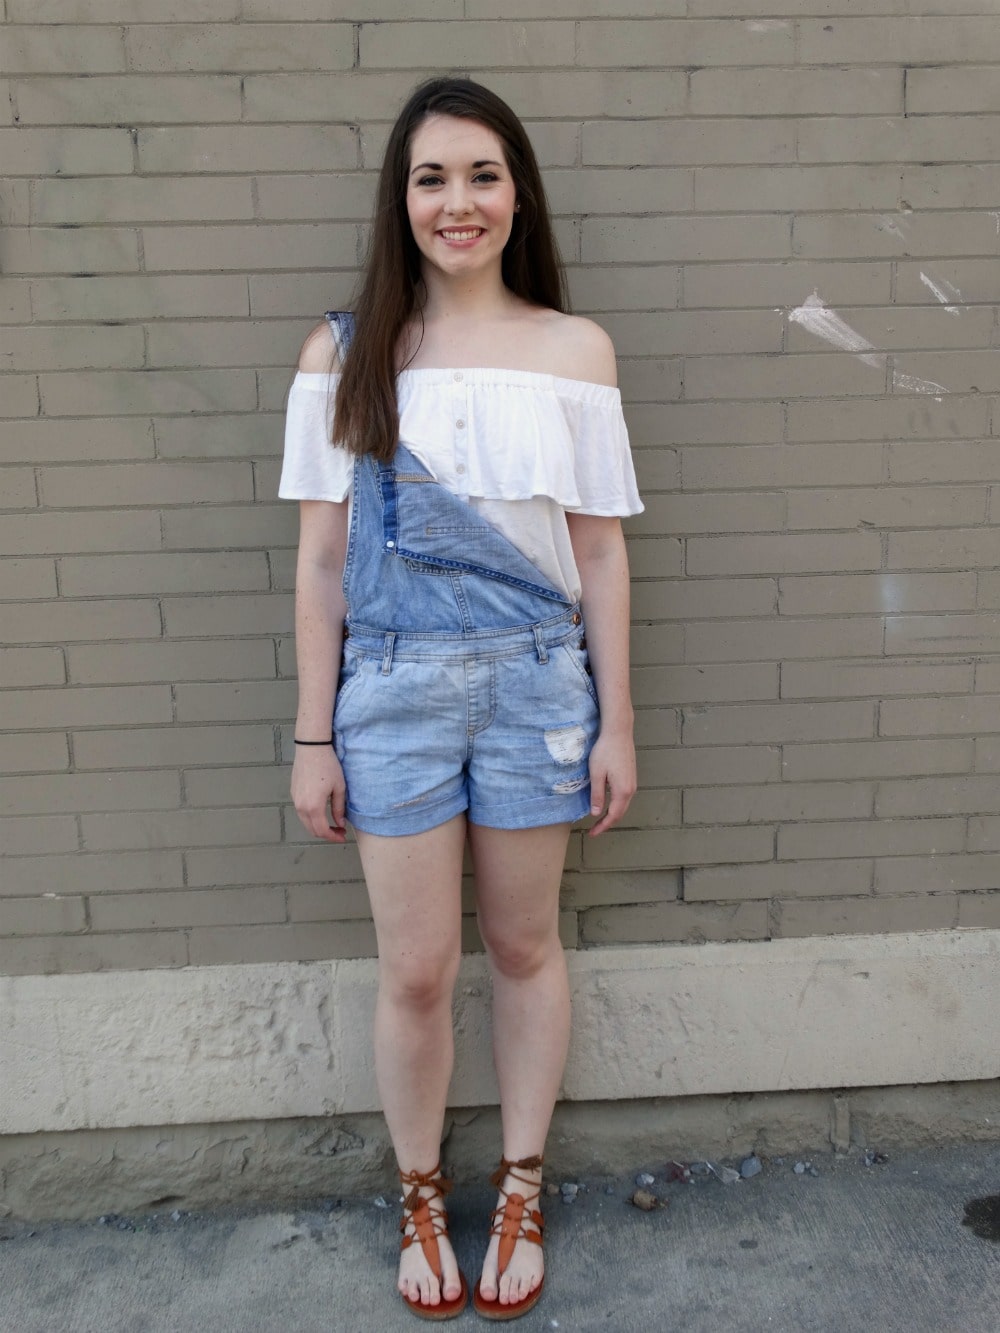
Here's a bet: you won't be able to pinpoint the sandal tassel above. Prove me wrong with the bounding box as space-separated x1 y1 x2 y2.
488 1153 543 1191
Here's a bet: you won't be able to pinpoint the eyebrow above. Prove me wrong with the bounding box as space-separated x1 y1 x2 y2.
410 159 504 176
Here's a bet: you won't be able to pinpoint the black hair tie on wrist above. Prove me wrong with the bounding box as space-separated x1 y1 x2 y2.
294 737 334 746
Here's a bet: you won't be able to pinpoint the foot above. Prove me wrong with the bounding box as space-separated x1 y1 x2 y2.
399 1178 465 1311
477 1159 544 1310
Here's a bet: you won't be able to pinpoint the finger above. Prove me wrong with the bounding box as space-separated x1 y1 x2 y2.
589 782 635 836
319 823 346 843
588 807 614 836
300 800 343 843
316 808 346 843
588 762 609 819
330 777 347 833
594 797 625 835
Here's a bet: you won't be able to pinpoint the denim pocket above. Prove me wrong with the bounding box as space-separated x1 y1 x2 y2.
559 638 599 707
334 652 366 723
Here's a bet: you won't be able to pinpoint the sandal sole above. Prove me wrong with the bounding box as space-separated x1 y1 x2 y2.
402 1273 469 1322
472 1275 544 1322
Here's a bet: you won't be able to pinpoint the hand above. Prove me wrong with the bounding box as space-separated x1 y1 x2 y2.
587 727 637 836
291 746 347 843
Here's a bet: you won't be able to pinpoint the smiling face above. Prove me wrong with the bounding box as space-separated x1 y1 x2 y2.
405 114 519 285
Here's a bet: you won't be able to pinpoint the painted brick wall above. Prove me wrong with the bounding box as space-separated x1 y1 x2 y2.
2 2 999 976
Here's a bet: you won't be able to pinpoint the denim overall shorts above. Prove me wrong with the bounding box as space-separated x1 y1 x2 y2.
328 313 600 837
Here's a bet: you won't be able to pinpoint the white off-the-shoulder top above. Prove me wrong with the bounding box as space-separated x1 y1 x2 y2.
279 367 643 600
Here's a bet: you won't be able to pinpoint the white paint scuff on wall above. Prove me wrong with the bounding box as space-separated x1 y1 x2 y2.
787 291 949 398
876 215 910 241
787 292 883 368
892 371 950 395
919 272 962 315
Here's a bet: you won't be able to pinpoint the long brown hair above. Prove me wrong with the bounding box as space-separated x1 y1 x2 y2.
333 76 568 461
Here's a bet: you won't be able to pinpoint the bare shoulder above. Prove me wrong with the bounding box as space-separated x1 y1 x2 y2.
535 311 618 387
298 320 338 373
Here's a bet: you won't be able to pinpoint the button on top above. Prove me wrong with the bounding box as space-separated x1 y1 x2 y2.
453 371 463 382
572 611 582 625
456 463 466 475
456 418 465 429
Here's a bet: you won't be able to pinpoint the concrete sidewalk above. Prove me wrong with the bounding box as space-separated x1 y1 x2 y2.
2 1142 998 1333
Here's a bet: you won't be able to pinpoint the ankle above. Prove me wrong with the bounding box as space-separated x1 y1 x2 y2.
493 1152 543 1193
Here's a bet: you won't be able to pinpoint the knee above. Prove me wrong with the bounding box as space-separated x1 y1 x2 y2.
479 918 556 981
380 946 460 1012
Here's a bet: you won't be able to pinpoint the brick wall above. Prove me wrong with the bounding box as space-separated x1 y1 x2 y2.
2 2 999 976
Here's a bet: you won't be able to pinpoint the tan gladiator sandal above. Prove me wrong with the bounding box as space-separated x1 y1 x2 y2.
398 1163 469 1321
472 1154 545 1321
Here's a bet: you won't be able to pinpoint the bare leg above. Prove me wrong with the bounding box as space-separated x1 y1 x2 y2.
356 814 467 1310
468 822 573 1308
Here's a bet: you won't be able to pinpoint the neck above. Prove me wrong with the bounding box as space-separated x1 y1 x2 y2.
419 267 516 323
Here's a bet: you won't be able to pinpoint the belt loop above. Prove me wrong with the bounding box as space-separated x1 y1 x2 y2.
381 632 396 676
533 625 549 665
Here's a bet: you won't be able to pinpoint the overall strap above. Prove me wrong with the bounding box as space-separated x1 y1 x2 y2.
324 310 356 362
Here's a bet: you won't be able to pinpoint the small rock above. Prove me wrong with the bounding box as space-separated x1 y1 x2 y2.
808 1165 820 1178
666 1162 692 1184
98 1215 110 1226
793 1161 806 1175
373 1195 389 1209
116 1219 133 1231
689 1161 712 1177
863 1149 889 1168
740 1155 763 1180
629 1188 661 1212
170 1210 183 1223
635 1172 655 1188
717 1166 741 1186
545 1182 561 1197
560 1182 579 1197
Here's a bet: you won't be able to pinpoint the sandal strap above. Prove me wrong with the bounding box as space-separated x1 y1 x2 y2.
488 1153 543 1195
487 1155 545 1277
398 1162 453 1280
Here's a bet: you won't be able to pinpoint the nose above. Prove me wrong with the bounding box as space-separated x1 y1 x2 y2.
443 183 474 215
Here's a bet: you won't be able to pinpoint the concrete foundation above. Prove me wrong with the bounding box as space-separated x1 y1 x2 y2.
4 930 999 1219
3 1081 998 1222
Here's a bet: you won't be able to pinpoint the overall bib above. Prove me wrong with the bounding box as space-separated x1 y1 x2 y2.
327 312 600 836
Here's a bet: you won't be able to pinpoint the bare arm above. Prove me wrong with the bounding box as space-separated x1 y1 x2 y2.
289 320 351 841
291 499 350 842
567 511 637 836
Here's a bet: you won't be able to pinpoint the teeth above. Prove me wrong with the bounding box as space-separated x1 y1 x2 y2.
441 229 482 240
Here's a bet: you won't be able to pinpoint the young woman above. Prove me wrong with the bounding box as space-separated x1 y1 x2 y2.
280 77 641 1322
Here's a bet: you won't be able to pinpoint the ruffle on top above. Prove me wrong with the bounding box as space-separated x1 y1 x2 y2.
279 368 643 518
